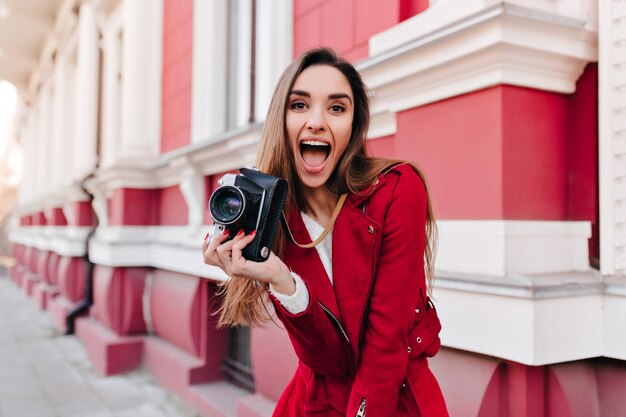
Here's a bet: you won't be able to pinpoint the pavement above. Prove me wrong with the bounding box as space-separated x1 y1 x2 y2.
0 272 200 417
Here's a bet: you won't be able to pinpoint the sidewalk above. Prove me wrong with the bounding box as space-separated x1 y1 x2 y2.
0 273 199 417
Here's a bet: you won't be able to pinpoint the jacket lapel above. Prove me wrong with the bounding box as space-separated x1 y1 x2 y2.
332 200 382 351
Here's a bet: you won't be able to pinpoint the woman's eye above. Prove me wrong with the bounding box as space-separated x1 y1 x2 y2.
291 101 306 110
330 104 345 113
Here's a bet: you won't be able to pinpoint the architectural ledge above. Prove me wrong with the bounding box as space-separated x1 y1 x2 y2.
435 269 626 366
359 0 598 137
10 226 93 257
87 124 262 195
436 269 603 299
88 226 228 281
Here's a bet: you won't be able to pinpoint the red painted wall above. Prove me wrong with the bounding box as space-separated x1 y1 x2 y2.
566 64 599 265
68 201 95 226
156 185 188 225
161 0 193 154
294 0 429 62
501 86 569 220
108 188 158 226
375 81 598 224
32 211 47 226
393 87 505 219
47 207 67 226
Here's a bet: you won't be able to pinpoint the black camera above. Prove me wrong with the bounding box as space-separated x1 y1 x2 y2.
208 167 288 262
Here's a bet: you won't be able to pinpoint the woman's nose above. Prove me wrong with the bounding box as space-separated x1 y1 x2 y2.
306 107 326 132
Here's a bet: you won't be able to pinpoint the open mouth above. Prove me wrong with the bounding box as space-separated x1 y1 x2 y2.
300 139 331 169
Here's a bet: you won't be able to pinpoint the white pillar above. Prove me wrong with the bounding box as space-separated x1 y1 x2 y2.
19 112 36 205
61 61 77 189
34 93 50 199
598 0 626 276
101 22 121 168
72 2 100 181
119 0 163 161
254 0 292 122
51 58 66 192
191 0 227 143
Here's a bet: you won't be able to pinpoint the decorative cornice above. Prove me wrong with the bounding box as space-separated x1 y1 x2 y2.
360 0 597 137
85 124 262 197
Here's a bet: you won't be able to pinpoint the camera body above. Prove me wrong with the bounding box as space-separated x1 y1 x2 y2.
209 167 288 262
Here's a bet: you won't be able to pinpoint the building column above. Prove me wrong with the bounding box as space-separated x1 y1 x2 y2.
119 0 163 161
51 57 67 193
100 14 122 169
191 0 227 143
72 2 99 182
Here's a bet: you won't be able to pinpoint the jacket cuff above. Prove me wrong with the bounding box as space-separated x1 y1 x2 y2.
269 272 310 314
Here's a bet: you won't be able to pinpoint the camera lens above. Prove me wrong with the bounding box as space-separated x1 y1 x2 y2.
210 187 245 224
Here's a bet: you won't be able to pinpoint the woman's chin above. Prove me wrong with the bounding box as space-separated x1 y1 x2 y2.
297 165 331 191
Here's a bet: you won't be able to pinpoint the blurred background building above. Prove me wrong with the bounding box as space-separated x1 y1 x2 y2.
2 0 625 416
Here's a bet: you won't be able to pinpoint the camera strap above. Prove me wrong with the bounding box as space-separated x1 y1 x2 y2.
281 193 348 249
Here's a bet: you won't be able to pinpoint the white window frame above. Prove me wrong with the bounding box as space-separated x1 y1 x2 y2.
191 0 292 144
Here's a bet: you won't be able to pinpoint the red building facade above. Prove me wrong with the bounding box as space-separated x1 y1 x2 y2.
6 0 626 416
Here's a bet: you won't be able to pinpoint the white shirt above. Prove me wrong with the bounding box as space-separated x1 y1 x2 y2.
269 212 332 313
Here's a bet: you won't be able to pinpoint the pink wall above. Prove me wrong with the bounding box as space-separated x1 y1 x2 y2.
161 0 193 154
156 185 188 225
501 86 569 220
108 188 158 226
294 0 429 62
47 207 68 226
566 64 599 264
370 82 598 223
69 201 95 226
393 87 505 219
32 211 47 226
107 185 189 226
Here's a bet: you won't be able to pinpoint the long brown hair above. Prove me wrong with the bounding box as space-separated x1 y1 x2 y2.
216 48 438 327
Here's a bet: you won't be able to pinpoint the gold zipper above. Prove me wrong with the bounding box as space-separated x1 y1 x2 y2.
356 398 366 417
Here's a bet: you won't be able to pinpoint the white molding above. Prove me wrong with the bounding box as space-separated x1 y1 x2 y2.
10 226 93 257
604 288 626 361
598 0 626 276
434 286 606 365
357 0 597 131
89 226 228 280
179 166 205 229
367 111 397 140
436 220 592 276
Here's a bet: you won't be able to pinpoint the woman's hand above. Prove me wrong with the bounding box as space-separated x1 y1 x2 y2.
202 229 296 295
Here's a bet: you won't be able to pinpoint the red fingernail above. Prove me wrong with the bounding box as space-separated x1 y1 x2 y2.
204 232 210 241
222 230 229 236
249 230 256 237
237 229 244 237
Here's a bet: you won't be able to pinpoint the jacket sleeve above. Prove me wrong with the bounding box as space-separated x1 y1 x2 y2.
346 168 428 416
269 283 352 376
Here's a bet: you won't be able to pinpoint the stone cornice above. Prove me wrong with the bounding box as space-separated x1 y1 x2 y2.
359 0 598 138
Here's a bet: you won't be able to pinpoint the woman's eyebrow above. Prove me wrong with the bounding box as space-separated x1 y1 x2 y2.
289 90 353 104
328 93 352 104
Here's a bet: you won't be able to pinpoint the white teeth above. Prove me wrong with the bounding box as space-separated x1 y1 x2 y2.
301 140 329 147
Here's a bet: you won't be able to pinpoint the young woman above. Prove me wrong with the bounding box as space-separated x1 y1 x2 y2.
202 48 448 417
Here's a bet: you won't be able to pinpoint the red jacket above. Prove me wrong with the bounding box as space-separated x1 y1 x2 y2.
271 164 448 417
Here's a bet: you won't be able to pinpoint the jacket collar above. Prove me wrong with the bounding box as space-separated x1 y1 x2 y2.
346 172 390 208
